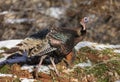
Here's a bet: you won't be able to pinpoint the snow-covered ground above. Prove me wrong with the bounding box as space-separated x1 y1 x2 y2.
0 39 120 82
75 41 120 53
0 40 22 49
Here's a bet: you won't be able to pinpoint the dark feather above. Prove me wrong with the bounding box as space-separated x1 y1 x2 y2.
29 28 50 39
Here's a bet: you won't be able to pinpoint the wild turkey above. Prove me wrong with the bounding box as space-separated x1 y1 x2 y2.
0 17 89 76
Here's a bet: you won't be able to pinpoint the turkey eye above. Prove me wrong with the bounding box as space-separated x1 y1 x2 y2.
84 17 89 23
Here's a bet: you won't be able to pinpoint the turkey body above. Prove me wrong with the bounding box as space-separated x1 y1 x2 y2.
0 25 85 66
14 27 76 57
0 17 88 77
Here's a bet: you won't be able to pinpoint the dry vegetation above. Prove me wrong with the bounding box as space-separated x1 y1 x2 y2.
0 0 119 44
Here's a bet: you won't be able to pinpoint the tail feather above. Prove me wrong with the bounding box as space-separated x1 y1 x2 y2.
0 51 63 67
0 52 28 67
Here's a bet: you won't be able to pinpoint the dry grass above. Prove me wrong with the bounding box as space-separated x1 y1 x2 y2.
0 0 119 44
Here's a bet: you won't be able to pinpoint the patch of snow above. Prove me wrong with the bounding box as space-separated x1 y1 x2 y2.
0 57 6 62
75 41 93 51
21 78 35 82
0 11 15 15
0 40 23 49
115 80 120 82
41 7 65 19
21 65 51 74
0 50 4 53
5 18 35 24
0 73 35 82
114 50 120 53
21 65 34 72
74 60 92 68
75 41 120 53
64 60 92 73
0 73 13 77
37 65 51 74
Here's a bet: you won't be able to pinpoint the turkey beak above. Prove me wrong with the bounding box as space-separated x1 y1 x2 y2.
80 17 89 30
